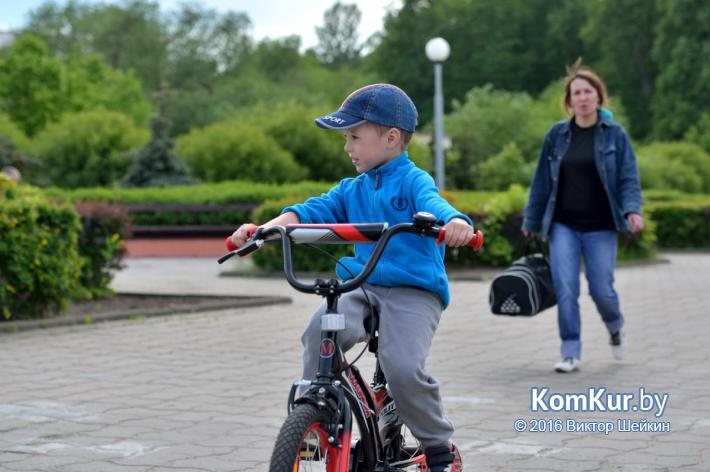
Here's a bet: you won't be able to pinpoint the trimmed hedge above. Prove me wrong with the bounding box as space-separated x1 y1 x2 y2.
44 182 710 268
45 181 335 228
0 177 83 320
43 180 334 205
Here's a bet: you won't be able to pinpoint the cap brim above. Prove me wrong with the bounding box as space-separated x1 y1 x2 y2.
314 110 367 130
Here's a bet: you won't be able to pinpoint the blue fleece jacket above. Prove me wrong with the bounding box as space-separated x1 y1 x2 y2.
282 152 472 309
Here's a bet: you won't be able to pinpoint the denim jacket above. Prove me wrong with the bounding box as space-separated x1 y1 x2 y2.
522 112 643 240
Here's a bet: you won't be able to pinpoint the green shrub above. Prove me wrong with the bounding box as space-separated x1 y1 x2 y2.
439 190 496 215
250 196 353 273
637 142 710 193
649 201 710 248
245 103 432 178
445 184 528 267
476 142 534 191
684 112 710 154
246 103 353 181
74 202 132 298
31 110 149 188
0 177 83 320
443 84 557 189
175 121 306 183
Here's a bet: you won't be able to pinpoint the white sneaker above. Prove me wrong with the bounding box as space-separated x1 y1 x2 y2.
610 330 627 360
554 357 580 373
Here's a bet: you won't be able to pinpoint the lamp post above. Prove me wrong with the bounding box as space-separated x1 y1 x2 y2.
425 37 450 190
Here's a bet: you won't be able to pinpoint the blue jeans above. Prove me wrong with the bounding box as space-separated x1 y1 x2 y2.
549 222 624 359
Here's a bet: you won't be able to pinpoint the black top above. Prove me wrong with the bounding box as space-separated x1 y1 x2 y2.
552 119 615 232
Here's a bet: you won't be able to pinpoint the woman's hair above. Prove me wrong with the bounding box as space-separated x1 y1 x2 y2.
561 58 609 116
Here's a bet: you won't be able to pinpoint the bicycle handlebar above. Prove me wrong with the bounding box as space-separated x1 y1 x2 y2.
218 212 483 295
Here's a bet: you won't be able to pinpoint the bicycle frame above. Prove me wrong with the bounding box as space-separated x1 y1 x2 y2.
285 290 386 470
219 212 483 471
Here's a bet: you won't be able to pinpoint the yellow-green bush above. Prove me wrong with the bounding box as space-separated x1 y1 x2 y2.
0 176 83 320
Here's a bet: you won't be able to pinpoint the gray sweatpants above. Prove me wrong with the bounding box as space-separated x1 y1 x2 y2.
301 284 454 448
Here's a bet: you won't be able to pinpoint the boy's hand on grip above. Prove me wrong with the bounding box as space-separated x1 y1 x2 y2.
231 223 258 249
444 218 474 247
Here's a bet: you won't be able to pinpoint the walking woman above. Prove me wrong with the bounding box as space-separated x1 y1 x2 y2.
522 61 644 373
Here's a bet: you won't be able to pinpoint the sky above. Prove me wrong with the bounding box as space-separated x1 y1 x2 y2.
0 0 402 51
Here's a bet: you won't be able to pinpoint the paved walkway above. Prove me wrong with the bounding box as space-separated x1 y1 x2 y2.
1 253 709 471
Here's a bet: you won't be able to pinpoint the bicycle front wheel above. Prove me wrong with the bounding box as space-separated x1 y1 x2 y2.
269 403 350 472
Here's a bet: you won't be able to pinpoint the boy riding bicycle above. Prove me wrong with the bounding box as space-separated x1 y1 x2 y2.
231 83 473 471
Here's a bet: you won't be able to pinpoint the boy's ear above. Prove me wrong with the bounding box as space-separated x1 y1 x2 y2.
386 127 402 148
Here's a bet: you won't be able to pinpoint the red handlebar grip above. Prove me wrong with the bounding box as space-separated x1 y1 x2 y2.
225 236 237 252
436 228 484 251
469 230 484 251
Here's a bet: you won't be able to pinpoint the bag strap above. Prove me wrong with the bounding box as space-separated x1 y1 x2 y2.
518 237 551 261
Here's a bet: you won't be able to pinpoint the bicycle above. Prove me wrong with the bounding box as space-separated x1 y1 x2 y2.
218 212 483 471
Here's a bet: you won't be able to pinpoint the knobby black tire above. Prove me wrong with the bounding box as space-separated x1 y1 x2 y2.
269 403 337 472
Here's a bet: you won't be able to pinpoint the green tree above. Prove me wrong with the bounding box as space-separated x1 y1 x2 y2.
0 33 63 136
122 87 194 187
167 3 252 90
252 36 303 82
0 33 151 137
369 0 588 125
63 53 152 125
315 2 363 68
444 84 557 189
0 114 31 153
26 0 169 91
651 0 710 140
581 0 657 139
23 0 92 57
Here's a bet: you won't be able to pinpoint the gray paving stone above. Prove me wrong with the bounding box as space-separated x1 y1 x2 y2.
0 252 708 470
